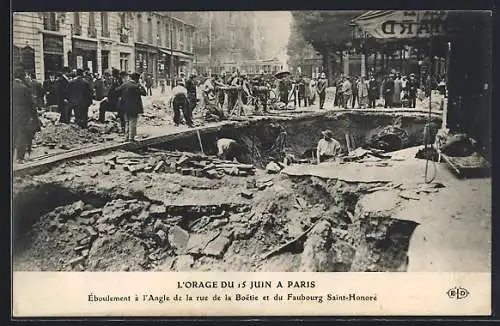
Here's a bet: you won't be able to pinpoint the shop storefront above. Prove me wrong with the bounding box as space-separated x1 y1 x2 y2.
43 35 64 78
71 38 98 73
135 44 158 84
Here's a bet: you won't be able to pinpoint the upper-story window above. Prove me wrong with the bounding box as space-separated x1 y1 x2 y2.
72 12 81 35
147 17 153 44
157 20 162 46
88 12 96 38
137 14 143 42
101 12 109 37
43 12 59 31
119 13 129 43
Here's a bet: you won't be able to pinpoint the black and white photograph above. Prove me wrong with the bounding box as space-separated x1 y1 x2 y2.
12 10 491 276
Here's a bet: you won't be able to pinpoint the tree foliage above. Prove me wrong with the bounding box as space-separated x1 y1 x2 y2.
286 18 318 68
291 11 363 55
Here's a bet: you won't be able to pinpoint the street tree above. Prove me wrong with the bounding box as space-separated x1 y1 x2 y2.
291 11 363 83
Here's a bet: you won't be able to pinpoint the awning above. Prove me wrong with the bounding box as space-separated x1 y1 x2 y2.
352 10 450 39
159 49 193 60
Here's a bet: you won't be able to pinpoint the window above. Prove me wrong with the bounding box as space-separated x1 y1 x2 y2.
165 23 170 47
147 18 153 44
120 53 129 72
101 12 109 37
44 12 59 31
137 14 143 42
157 20 162 46
73 12 80 27
88 12 96 38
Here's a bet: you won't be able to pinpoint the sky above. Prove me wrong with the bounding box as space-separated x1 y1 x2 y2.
254 11 292 68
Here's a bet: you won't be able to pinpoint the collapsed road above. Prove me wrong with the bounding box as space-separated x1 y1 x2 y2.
12 109 491 273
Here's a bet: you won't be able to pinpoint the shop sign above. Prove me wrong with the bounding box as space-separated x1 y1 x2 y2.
73 39 98 51
43 35 64 54
354 11 451 39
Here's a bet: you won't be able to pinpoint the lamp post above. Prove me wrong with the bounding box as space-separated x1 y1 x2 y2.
170 18 174 89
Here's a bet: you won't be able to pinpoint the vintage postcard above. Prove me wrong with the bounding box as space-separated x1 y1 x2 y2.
11 10 492 317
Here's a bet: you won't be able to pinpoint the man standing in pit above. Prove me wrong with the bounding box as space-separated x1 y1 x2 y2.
316 129 342 164
317 72 328 110
115 72 147 142
68 68 93 128
184 70 197 128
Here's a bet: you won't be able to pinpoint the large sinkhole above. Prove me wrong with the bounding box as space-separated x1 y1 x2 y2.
13 176 419 272
13 112 435 272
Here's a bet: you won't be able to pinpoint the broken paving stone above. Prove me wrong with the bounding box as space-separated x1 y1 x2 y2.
74 245 89 252
144 166 153 173
185 232 219 255
246 179 256 189
102 169 110 175
165 183 182 194
153 219 164 232
149 204 166 216
86 226 98 237
177 155 191 166
153 161 166 173
399 190 420 200
80 208 102 218
240 190 254 199
202 235 232 258
67 256 85 266
175 255 195 271
155 230 167 244
168 226 190 253
265 162 281 174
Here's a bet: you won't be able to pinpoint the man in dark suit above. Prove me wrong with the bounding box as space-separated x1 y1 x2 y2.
13 68 39 163
56 67 71 123
68 68 93 128
115 72 147 142
184 71 197 127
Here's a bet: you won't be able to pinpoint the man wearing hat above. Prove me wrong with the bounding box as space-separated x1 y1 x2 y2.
184 70 197 127
114 72 147 141
316 129 342 164
67 68 93 128
408 73 419 108
317 72 328 109
13 67 39 163
168 79 190 126
382 73 395 108
56 66 71 123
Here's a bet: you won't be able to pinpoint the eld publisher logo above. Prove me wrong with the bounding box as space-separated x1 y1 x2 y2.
447 287 470 300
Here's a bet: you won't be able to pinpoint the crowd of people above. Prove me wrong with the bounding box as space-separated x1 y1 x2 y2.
274 69 446 111
12 66 167 163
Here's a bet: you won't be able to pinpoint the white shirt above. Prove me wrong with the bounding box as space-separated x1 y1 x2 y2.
169 85 188 106
217 138 236 156
317 138 341 157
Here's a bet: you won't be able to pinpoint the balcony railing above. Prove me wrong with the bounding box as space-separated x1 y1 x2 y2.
101 30 110 38
43 18 60 32
88 27 97 38
73 24 82 36
120 33 129 43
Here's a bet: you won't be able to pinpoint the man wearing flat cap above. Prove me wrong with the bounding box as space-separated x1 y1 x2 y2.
115 72 147 142
316 129 342 164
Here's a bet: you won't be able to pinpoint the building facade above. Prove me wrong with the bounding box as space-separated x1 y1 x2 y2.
13 12 195 83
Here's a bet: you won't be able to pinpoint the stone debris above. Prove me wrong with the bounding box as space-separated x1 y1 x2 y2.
168 226 190 253
265 161 282 174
